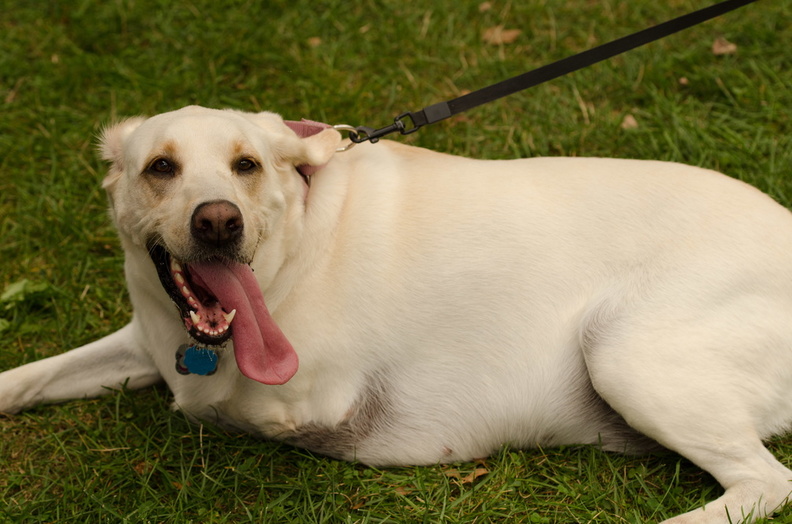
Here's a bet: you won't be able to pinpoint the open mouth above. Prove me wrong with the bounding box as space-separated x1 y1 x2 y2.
149 244 235 345
147 242 300 385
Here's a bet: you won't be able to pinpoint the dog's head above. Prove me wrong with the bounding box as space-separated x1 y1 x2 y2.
99 106 340 384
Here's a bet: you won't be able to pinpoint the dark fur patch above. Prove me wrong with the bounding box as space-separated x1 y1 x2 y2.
283 373 393 460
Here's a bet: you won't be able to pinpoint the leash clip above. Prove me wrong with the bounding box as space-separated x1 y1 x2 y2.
335 112 424 151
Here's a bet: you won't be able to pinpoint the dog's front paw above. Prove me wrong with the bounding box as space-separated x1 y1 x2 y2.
0 366 46 415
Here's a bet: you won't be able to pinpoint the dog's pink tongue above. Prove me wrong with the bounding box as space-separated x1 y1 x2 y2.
189 260 298 385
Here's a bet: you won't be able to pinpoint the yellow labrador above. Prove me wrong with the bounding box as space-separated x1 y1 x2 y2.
2 105 792 523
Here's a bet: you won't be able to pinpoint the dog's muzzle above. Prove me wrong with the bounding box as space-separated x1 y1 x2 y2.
145 199 299 385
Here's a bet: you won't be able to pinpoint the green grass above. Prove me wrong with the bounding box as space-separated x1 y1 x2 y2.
1 0 791 522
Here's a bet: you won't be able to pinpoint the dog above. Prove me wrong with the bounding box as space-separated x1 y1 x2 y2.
1 105 791 523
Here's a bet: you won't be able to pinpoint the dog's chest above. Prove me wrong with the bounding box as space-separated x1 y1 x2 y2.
168 364 391 452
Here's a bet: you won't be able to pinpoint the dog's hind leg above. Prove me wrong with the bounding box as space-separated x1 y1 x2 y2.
584 304 792 523
653 439 792 523
0 322 161 414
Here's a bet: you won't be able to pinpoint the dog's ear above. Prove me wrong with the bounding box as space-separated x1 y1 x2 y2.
240 111 342 170
99 117 145 169
283 127 342 169
99 117 145 190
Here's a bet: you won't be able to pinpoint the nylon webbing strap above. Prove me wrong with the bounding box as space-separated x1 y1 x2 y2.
350 0 757 144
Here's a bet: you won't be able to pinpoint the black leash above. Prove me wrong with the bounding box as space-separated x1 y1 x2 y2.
346 0 757 145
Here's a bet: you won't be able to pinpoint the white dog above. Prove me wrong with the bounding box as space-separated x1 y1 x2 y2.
2 105 791 523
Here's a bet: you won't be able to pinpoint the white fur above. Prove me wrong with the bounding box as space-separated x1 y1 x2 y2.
2 105 792 523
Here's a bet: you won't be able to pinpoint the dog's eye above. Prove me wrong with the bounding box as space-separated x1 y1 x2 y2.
235 158 258 173
148 158 176 175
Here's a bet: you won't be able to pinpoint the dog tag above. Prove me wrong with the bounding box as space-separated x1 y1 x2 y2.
175 344 219 376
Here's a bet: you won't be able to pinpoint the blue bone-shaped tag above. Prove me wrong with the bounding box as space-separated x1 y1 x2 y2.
176 344 219 376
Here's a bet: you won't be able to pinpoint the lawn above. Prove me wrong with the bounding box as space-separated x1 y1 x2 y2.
1 0 791 522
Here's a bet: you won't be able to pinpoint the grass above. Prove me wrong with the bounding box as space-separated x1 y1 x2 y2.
1 0 791 522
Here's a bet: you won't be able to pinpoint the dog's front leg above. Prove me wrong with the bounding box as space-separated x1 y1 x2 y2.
0 322 161 414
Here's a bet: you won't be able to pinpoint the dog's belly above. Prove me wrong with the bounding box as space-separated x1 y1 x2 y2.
253 366 650 465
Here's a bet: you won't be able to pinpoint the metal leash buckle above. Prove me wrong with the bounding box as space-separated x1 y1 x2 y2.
332 125 360 152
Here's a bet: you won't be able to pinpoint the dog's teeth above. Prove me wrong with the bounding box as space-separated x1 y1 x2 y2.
182 286 190 296
190 311 201 325
170 259 182 273
223 309 237 324
175 273 185 285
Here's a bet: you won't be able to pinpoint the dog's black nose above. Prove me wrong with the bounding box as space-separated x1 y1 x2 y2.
191 200 244 247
